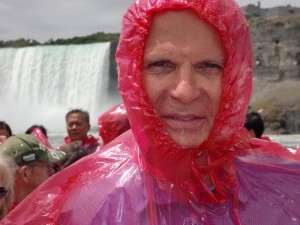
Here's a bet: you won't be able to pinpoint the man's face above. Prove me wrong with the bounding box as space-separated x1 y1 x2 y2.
0 129 10 145
66 113 90 141
0 178 6 209
142 10 226 147
26 161 54 191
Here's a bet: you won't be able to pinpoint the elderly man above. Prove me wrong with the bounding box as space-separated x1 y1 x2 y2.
61 109 100 153
2 0 300 224
0 134 65 209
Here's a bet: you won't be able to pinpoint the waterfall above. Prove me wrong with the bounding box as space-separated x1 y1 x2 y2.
0 43 121 133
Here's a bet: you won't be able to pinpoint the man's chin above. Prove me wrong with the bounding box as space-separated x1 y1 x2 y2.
171 134 207 147
70 136 81 141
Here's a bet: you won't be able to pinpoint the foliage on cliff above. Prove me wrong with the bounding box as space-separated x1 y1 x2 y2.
247 14 300 29
44 32 119 45
0 38 40 48
0 32 120 48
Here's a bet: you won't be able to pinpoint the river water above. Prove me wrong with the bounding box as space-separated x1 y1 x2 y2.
268 134 300 148
48 133 300 149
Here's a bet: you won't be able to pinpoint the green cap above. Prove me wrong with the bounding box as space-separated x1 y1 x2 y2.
0 134 66 166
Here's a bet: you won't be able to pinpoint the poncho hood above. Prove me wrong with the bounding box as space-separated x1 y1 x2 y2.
116 0 253 204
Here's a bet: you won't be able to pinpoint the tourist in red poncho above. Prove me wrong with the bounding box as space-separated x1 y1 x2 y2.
59 109 101 153
2 0 300 224
98 103 130 145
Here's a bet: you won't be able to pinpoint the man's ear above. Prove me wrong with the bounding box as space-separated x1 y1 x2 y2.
249 129 256 138
18 165 31 183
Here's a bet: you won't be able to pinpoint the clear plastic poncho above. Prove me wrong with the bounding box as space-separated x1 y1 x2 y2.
2 0 300 224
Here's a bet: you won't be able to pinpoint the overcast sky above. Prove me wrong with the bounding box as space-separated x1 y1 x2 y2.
0 0 299 42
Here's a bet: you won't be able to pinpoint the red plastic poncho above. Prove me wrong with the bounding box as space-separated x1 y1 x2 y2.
58 134 101 154
30 127 53 149
2 0 300 225
98 103 130 145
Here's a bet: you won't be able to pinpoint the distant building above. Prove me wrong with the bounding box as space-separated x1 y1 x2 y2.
242 3 262 18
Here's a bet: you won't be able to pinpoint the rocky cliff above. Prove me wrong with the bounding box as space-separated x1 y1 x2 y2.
249 14 300 134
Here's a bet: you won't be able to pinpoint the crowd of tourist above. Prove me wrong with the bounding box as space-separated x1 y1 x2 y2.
0 105 131 221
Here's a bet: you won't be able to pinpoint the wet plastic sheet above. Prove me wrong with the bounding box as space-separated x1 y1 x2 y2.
2 135 300 225
30 127 53 149
2 0 300 224
98 103 130 145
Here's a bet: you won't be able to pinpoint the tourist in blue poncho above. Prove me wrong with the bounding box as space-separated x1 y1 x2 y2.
2 0 300 224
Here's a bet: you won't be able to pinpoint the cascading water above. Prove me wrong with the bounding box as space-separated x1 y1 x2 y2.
0 42 121 134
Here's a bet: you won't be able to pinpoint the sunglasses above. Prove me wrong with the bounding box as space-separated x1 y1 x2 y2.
0 187 8 198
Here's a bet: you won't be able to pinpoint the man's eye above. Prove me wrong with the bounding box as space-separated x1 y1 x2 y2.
149 61 172 68
196 61 223 76
144 60 175 74
202 62 223 69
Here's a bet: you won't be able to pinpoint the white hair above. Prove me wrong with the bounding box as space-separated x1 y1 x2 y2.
0 154 17 220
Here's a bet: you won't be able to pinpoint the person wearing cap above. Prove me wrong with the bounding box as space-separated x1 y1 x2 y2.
0 134 65 209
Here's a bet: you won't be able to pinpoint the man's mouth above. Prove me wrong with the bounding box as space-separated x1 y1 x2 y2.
171 116 196 121
162 114 205 129
164 113 202 120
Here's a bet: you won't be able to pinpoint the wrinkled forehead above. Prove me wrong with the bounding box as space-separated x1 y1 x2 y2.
67 113 86 122
0 129 10 136
145 9 226 61
150 9 209 30
147 7 227 46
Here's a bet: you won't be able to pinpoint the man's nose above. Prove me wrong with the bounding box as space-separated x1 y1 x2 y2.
170 70 199 104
